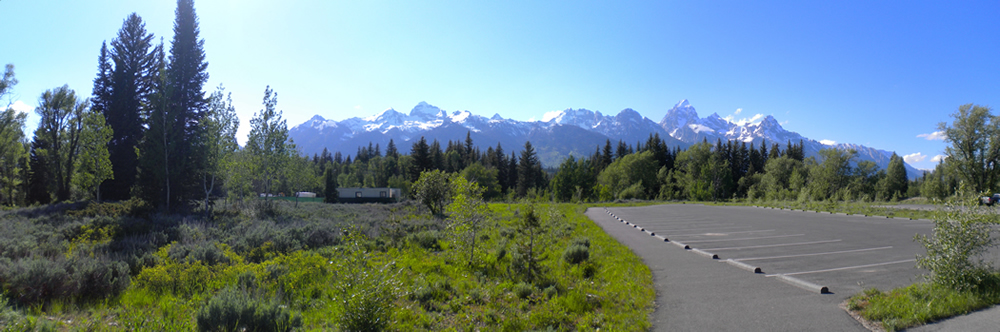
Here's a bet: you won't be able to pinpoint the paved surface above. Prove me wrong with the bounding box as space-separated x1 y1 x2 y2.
587 204 944 331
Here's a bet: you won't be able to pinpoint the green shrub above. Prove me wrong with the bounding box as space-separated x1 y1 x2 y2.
195 286 301 332
339 273 399 332
70 256 130 303
562 244 590 265
67 198 152 218
916 190 999 291
543 285 558 299
408 230 442 251
513 282 533 299
0 257 74 307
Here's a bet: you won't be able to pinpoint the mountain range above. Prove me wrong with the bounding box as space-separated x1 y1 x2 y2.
289 100 922 179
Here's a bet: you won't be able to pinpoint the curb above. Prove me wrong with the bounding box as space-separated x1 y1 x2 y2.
776 275 830 294
724 259 762 273
672 241 690 249
691 248 719 259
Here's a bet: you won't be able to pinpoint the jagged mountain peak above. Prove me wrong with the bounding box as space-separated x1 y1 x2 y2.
674 99 691 109
289 99 922 179
410 101 444 119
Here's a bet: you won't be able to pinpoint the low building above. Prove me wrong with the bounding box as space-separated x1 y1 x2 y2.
296 192 317 198
337 187 402 203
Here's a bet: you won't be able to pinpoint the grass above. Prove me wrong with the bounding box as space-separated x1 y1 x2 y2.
846 277 1000 331
0 199 655 331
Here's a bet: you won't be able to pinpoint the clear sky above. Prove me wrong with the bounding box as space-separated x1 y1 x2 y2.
2 1 998 170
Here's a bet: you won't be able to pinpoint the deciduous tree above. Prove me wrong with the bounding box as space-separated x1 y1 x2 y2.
939 104 999 193
74 107 114 202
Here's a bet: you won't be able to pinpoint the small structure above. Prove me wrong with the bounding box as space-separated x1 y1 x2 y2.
296 192 317 198
337 187 402 203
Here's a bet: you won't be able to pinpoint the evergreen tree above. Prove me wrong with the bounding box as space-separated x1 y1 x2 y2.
430 139 444 171
386 139 398 159
324 162 338 203
137 44 173 208
884 152 909 198
164 0 210 207
409 136 430 181
517 141 541 197
102 14 159 200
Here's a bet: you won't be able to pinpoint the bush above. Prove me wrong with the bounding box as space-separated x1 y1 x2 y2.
916 191 999 291
408 230 442 251
196 286 301 332
514 282 534 299
562 244 590 265
70 256 130 303
67 198 152 218
0 257 74 308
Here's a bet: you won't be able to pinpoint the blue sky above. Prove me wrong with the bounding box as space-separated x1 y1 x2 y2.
2 1 998 170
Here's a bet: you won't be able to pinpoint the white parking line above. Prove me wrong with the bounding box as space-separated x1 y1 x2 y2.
668 229 775 237
706 239 843 251
733 246 893 262
649 225 748 232
681 234 804 243
765 259 916 277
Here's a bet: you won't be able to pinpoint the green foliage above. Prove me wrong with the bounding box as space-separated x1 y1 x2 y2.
201 85 240 212
324 163 338 203
412 169 451 215
562 242 590 265
74 105 114 202
513 282 534 299
916 189 999 291
336 236 401 332
196 286 302 332
446 176 491 266
552 155 596 202
598 151 657 200
0 107 27 207
31 85 88 202
940 104 1000 193
247 86 293 203
847 280 1000 331
67 197 153 218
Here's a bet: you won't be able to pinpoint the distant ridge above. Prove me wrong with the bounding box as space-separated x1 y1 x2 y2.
289 100 922 179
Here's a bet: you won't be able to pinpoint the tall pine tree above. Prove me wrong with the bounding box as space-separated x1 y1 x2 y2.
101 14 159 200
139 0 210 209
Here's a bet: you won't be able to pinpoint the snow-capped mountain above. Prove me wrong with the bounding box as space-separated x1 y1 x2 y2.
289 102 668 167
657 100 922 179
289 100 921 179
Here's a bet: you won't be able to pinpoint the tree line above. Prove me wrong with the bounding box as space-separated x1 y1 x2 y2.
0 1 992 209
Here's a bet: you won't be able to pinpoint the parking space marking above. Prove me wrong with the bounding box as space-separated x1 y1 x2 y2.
649 225 750 232
706 239 842 251
668 229 775 237
734 246 893 262
681 234 805 243
765 259 916 277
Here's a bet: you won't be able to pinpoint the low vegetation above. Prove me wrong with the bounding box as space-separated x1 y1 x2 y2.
846 191 1000 331
0 193 653 330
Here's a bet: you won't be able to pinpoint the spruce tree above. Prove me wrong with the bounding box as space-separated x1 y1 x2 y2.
102 13 159 200
517 141 540 197
165 0 209 207
885 153 909 198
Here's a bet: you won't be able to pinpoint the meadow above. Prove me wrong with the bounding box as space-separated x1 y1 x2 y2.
0 198 654 331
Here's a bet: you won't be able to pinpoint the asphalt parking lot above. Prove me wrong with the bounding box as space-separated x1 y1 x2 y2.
588 204 943 331
608 204 933 295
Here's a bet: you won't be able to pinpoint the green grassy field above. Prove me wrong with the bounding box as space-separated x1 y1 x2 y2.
0 199 654 331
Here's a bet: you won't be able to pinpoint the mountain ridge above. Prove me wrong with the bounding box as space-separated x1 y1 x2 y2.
289 100 922 179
